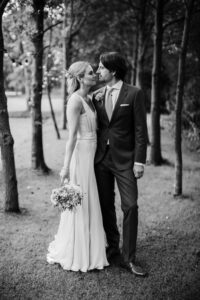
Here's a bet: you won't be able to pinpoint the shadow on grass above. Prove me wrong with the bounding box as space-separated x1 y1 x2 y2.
146 157 174 167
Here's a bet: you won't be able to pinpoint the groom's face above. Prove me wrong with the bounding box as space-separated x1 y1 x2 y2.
96 61 114 83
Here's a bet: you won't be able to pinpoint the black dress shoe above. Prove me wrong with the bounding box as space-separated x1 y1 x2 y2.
122 261 148 277
106 247 121 262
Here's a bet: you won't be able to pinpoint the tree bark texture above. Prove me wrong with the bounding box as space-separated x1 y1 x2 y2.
174 0 194 196
46 28 60 140
136 0 147 90
62 0 73 130
20 40 32 111
131 30 138 85
31 0 49 172
150 0 164 165
61 18 67 130
0 3 19 212
47 84 61 139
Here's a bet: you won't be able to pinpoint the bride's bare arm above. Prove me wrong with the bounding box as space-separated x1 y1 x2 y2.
60 96 82 184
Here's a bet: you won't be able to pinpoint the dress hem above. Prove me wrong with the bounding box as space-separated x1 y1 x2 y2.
47 257 109 273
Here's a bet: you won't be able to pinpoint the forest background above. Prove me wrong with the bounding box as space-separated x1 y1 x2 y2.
0 0 200 299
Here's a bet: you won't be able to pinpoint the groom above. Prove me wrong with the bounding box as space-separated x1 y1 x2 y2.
93 52 148 277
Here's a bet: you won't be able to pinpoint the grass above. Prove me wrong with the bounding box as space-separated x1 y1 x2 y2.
0 114 200 300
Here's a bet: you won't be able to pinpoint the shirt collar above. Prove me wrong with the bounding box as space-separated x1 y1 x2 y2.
106 80 123 91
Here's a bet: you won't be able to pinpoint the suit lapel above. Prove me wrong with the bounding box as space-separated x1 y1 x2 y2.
93 87 109 123
102 87 109 123
110 83 128 124
102 86 107 106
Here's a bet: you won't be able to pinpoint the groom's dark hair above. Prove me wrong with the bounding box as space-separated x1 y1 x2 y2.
100 52 127 81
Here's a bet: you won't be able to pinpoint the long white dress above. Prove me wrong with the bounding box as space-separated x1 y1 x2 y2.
47 93 109 272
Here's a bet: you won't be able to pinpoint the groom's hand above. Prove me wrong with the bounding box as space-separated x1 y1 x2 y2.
133 164 144 179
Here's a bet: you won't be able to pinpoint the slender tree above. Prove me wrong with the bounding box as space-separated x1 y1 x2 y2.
61 0 73 130
136 0 148 90
174 0 195 196
150 0 164 165
130 29 138 85
0 0 19 212
61 0 89 129
31 0 49 172
46 27 60 139
124 0 152 89
20 41 32 111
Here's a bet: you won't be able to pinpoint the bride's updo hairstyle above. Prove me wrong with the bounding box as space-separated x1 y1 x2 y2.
66 61 89 96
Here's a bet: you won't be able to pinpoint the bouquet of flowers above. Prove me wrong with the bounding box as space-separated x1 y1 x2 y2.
50 181 83 212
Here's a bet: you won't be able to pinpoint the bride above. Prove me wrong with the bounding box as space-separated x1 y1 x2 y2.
46 61 109 272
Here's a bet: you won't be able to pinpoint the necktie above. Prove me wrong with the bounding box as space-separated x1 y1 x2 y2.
105 87 114 120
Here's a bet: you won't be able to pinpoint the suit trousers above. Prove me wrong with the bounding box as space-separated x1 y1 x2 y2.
95 146 138 263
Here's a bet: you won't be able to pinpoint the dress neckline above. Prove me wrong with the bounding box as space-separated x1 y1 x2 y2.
75 93 95 114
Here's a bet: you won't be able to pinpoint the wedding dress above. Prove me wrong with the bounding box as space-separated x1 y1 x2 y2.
47 93 109 272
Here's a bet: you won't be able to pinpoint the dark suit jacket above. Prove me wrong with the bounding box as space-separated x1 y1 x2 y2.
93 82 148 170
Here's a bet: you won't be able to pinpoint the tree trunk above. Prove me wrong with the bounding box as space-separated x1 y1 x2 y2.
136 35 145 89
131 30 138 85
47 85 61 139
61 0 73 130
31 0 49 173
46 28 60 139
24 67 31 111
23 59 32 112
135 0 150 144
0 2 19 212
61 17 67 130
135 0 147 90
20 41 31 111
174 0 194 196
150 0 164 165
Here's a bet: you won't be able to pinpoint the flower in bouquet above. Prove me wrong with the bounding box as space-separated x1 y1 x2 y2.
50 182 83 212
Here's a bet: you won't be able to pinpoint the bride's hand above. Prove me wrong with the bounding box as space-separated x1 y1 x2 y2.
60 167 70 185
